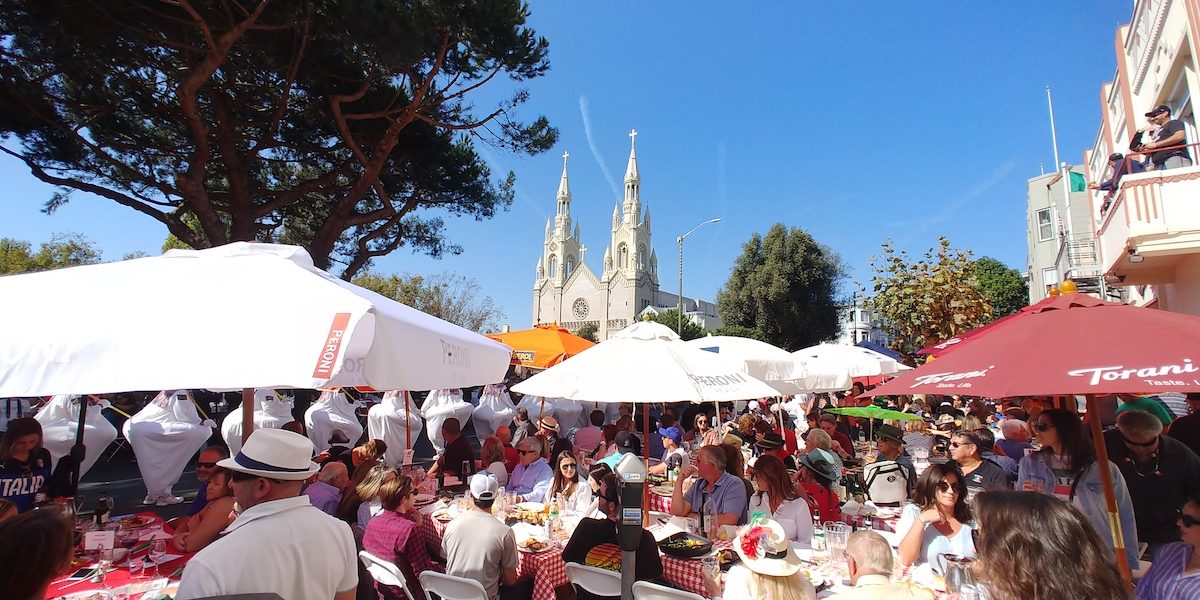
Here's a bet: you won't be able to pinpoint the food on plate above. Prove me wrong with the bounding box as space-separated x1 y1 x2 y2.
661 536 705 550
717 549 737 568
431 510 453 522
511 509 547 525
120 515 155 529
518 538 548 551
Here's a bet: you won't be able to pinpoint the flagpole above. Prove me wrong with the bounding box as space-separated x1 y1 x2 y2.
1046 85 1076 278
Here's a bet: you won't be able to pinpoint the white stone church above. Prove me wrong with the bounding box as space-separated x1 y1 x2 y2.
532 131 720 340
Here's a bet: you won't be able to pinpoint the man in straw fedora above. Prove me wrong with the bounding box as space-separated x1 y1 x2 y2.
176 428 357 600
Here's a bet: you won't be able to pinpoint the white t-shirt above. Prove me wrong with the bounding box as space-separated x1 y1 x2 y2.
487 460 509 487
543 480 593 514
895 503 976 573
662 446 691 471
443 510 519 600
748 493 814 550
176 496 357 600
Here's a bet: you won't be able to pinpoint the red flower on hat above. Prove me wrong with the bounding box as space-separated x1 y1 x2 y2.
739 525 769 559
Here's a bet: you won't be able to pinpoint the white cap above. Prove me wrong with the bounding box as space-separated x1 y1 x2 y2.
470 472 499 501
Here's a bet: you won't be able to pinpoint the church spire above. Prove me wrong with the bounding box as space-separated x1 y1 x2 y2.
624 129 639 183
622 129 641 223
556 151 571 207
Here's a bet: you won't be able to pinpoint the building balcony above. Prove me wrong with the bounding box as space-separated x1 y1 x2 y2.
1097 164 1200 284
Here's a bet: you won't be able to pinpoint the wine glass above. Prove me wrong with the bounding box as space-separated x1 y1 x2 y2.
149 539 166 577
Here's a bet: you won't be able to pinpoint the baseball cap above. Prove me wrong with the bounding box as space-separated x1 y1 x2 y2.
469 472 499 501
658 425 683 445
1145 104 1170 117
876 424 904 444
614 430 641 454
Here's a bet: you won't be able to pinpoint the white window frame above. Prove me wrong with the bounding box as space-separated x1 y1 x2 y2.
1042 267 1059 292
1036 208 1054 242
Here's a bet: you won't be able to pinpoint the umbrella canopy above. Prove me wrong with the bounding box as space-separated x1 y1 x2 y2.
0 242 511 395
869 294 1200 398
511 321 779 403
856 339 902 361
486 323 595 369
685 335 808 394
915 294 1059 358
793 343 911 378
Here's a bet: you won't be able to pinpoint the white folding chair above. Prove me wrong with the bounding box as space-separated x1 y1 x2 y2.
632 580 706 600
358 551 418 600
565 562 622 598
417 571 488 600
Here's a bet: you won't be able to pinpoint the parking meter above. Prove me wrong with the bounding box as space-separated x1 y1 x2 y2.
614 453 646 600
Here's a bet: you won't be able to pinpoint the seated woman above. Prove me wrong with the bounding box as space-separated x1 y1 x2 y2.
896 463 975 571
794 448 841 522
748 455 812 549
0 418 52 512
902 419 937 454
582 463 612 519
480 436 509 487
722 517 816 600
543 450 592 514
800 429 843 485
353 465 394 533
974 490 1127 600
362 472 442 600
170 467 235 553
1137 492 1200 600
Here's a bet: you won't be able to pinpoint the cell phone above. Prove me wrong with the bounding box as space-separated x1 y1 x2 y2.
68 567 96 579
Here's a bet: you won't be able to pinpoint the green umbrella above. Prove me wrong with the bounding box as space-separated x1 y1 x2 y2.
824 405 922 441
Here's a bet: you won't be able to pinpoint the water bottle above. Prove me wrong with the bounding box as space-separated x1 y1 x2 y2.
702 499 717 539
812 527 827 557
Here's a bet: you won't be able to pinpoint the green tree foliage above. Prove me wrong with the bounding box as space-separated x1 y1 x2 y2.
649 308 705 341
972 257 1028 320
0 0 556 279
711 325 766 341
574 322 598 343
868 237 994 355
353 271 503 333
716 224 845 350
0 232 101 274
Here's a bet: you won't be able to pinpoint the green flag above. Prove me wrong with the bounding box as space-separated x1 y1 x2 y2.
1069 171 1087 192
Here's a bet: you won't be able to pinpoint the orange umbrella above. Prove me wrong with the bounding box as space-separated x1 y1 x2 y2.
486 323 595 369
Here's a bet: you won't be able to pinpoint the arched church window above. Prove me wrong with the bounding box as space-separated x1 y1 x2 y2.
566 255 576 276
617 244 628 269
637 244 647 269
548 254 558 278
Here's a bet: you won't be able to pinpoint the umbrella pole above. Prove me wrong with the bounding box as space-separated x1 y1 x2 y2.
1087 395 1134 590
643 405 650 527
404 391 411 451
540 396 545 421
241 388 255 445
68 395 90 496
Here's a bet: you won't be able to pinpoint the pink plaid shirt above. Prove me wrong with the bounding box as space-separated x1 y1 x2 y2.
363 510 442 599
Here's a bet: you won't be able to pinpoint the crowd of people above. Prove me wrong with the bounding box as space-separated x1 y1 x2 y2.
2 386 1200 600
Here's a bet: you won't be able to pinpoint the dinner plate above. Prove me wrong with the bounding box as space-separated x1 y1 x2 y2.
515 502 545 513
413 494 436 506
516 540 554 553
650 485 674 496
431 509 453 523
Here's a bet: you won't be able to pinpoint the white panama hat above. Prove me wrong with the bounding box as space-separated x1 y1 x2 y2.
218 428 320 480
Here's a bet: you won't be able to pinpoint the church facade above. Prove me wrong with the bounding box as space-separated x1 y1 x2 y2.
532 131 719 340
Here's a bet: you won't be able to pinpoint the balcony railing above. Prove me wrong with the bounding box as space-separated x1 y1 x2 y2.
1096 152 1200 279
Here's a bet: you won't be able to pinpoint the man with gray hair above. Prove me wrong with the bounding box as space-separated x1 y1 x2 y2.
304 461 349 516
828 530 932 599
1104 409 1200 559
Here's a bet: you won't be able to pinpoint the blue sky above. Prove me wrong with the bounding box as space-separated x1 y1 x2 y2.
1 2 1133 329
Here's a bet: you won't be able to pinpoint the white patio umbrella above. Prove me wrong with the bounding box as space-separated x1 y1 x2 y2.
793 342 911 378
0 242 511 491
685 335 808 395
512 321 779 403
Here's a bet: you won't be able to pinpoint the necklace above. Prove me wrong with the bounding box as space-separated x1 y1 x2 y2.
1124 453 1161 477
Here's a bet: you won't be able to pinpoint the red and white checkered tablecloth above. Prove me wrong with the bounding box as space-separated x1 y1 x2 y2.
649 491 672 513
416 508 568 600
658 539 731 597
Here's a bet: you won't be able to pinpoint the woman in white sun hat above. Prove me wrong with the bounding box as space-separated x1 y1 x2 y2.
723 517 816 600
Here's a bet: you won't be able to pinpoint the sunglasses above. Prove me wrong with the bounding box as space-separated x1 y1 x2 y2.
949 441 972 449
197 462 218 469
518 449 540 455
561 463 577 470
1181 514 1200 528
936 480 959 494
1033 421 1052 432
1121 434 1158 448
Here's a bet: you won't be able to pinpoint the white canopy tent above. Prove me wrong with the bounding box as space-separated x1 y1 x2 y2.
792 343 911 378
685 335 853 394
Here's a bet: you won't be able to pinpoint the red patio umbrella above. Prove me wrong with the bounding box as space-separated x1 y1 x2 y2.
915 294 1061 358
869 293 1200 587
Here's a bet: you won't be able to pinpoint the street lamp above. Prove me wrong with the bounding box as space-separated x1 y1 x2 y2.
677 217 722 336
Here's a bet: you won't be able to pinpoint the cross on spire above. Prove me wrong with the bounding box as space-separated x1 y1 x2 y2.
629 129 638 148
562 150 569 167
